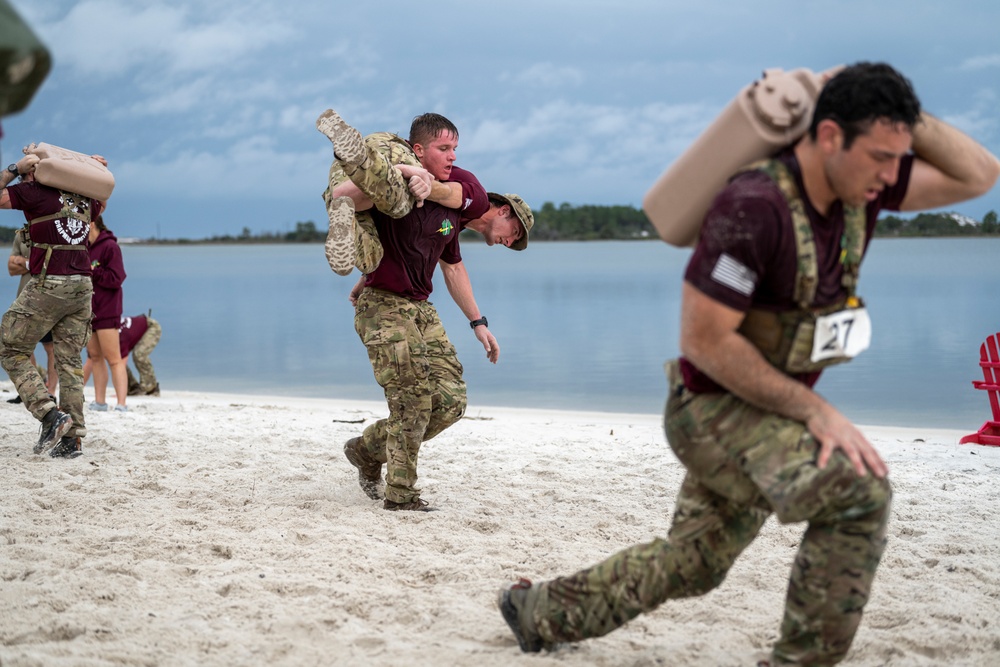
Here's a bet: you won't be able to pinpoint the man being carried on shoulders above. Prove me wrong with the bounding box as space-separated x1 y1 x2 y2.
317 110 487 276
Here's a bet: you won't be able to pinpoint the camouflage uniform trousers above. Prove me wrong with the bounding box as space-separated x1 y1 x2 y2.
528 359 891 666
0 275 93 439
127 317 161 393
353 288 467 504
323 132 422 274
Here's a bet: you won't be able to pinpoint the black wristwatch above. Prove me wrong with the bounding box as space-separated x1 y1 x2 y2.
469 316 488 329
6 164 18 178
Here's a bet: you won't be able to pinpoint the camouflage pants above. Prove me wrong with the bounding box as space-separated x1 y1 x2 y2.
530 360 891 666
129 317 161 393
322 132 422 274
353 288 467 504
0 275 93 438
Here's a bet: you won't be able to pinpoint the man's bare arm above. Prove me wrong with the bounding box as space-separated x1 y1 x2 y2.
900 112 1000 211
426 181 463 209
439 258 498 363
8 253 27 276
680 281 887 477
330 180 374 211
395 164 464 209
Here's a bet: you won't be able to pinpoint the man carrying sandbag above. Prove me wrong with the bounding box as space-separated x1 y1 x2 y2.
498 62 1000 666
0 148 110 459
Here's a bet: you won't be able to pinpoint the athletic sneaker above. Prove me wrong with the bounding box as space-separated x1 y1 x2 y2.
35 408 73 454
315 109 367 166
114 404 128 412
324 195 357 277
50 435 83 459
498 578 545 653
383 498 437 512
89 401 109 411
343 437 383 500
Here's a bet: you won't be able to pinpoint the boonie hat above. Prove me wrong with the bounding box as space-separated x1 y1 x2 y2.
488 192 533 251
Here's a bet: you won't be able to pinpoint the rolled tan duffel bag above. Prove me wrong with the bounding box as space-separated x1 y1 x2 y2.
24 142 115 201
642 66 841 248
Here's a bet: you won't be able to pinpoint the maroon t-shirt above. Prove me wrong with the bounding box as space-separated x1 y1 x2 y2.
364 166 487 301
680 149 914 392
7 181 102 276
118 314 148 357
89 229 127 327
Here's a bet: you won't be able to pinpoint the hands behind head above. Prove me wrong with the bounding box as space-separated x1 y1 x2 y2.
15 153 39 175
11 147 108 174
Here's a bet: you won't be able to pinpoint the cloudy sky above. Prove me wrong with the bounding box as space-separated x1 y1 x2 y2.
4 0 999 240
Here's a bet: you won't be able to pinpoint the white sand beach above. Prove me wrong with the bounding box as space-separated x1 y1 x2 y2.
2 383 999 666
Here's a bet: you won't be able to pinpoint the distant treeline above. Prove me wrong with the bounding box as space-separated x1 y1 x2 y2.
175 201 659 244
1 207 997 245
875 210 999 237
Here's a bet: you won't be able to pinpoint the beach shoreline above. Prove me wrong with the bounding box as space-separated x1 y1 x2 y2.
2 382 998 666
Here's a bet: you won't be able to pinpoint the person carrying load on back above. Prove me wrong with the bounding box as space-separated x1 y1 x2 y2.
0 145 111 459
497 62 1000 666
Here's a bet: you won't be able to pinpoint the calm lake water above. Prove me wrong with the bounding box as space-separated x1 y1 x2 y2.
2 238 997 430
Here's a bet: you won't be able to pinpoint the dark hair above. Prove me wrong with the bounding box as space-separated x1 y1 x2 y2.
809 62 921 148
409 113 458 146
93 215 107 232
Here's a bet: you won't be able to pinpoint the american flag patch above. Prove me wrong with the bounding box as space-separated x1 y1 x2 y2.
710 253 757 296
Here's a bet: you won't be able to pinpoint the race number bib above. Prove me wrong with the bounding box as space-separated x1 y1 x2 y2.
811 307 872 363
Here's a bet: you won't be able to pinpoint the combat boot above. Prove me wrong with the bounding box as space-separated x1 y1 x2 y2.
36 408 72 454
343 437 383 500
498 578 545 652
316 109 367 166
324 195 357 276
50 435 83 459
383 498 437 512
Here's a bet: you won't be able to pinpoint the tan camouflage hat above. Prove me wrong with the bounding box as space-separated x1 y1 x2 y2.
488 192 534 251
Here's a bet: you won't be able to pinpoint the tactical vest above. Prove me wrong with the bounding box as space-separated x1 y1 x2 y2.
735 159 867 374
28 190 91 282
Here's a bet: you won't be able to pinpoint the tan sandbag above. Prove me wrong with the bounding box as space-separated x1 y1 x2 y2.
24 142 114 201
643 66 840 248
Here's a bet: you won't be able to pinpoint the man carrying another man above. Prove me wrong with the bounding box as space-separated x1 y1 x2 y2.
317 109 533 511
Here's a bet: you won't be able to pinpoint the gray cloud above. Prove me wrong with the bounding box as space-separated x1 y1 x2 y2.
5 0 999 239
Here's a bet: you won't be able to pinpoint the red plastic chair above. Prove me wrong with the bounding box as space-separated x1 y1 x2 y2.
960 332 1000 446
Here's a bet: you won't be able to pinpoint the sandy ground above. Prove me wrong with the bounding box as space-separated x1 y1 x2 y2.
1 382 999 666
